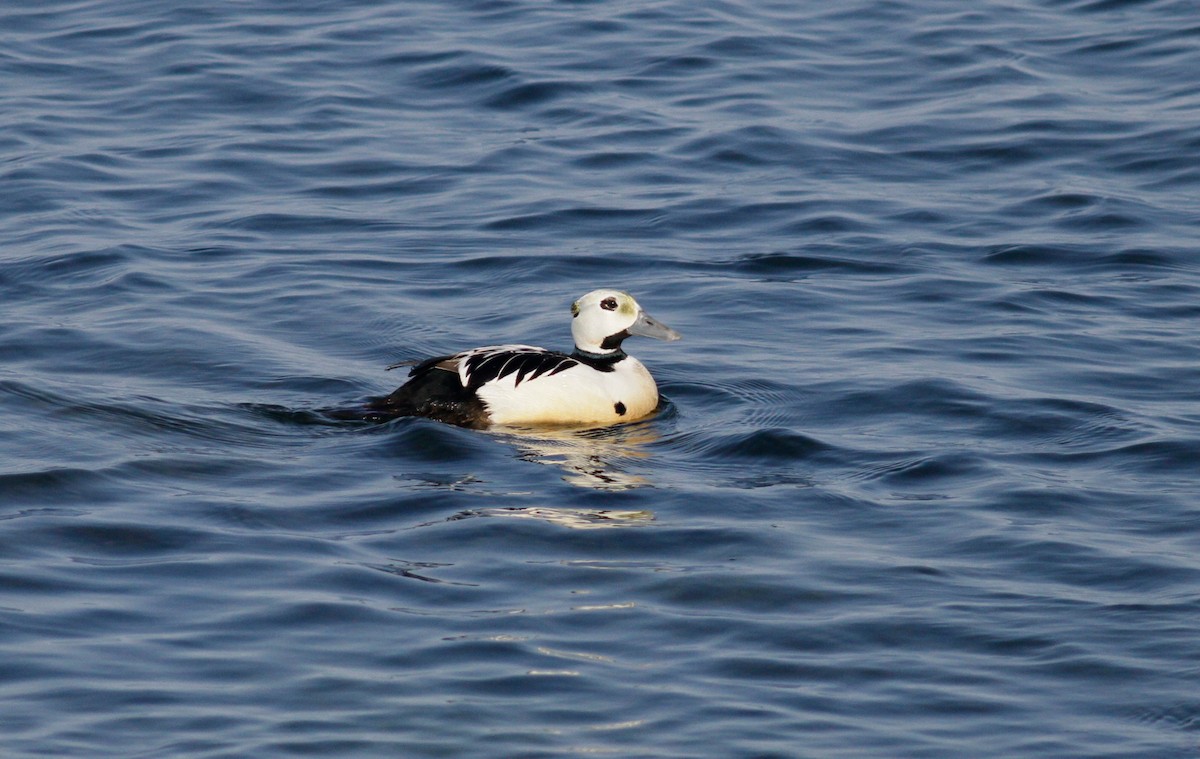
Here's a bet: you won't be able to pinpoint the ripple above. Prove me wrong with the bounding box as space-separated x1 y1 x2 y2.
862 452 989 487
412 60 514 90
702 428 829 461
362 560 479 586
1132 701 1200 733
483 206 662 233
4 0 1200 756
483 80 584 110
722 250 913 278
982 243 1094 267
0 468 111 509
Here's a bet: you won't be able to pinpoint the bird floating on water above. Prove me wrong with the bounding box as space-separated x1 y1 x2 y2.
366 289 680 429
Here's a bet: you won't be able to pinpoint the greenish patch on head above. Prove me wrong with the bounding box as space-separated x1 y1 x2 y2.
571 301 580 317
618 295 636 318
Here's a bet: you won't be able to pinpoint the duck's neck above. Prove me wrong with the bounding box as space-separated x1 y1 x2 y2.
571 346 626 371
571 328 631 370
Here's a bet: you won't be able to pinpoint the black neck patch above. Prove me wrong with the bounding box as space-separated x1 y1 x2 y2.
600 329 631 351
570 348 626 372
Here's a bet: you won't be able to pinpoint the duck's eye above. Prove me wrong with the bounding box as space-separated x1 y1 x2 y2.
601 297 618 311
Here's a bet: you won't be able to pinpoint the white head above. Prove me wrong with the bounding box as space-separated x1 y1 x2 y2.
570 289 680 357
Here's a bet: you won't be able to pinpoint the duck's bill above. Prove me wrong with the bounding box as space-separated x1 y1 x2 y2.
629 311 681 341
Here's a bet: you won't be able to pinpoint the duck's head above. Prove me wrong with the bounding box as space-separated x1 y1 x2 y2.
570 289 680 357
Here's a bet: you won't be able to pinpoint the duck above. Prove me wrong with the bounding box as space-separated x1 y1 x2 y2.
365 289 680 429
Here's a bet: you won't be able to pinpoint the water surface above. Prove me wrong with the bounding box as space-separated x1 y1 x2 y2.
2 1 1199 756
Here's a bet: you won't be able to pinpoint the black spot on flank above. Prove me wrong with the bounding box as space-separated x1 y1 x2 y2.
614 401 626 416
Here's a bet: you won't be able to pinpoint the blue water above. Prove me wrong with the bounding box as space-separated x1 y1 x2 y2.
3 0 1199 756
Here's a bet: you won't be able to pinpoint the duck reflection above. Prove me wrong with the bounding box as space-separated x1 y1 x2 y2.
447 505 654 529
493 420 661 491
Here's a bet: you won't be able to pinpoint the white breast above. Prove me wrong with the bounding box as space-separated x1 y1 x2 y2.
477 357 659 427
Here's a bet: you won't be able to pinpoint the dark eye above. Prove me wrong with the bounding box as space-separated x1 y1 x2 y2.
601 297 618 311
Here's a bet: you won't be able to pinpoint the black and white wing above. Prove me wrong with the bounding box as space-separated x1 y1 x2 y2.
455 345 578 390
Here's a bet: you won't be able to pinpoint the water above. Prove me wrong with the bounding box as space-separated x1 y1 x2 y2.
3 0 1199 756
